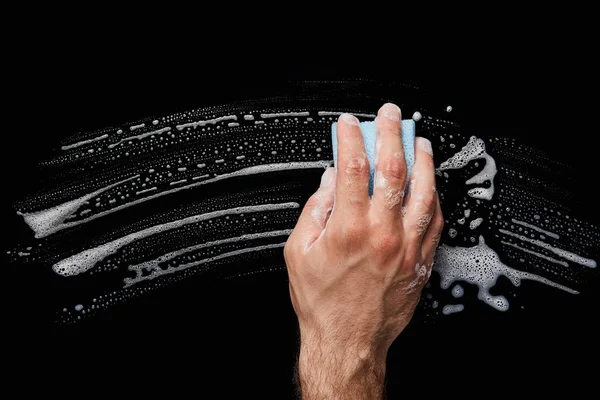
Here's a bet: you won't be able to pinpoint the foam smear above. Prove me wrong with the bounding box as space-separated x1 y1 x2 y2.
437 136 497 201
124 230 292 287
124 242 287 287
9 87 598 324
18 175 140 239
511 218 559 240
434 236 579 312
19 161 328 239
61 133 109 150
53 203 299 276
499 229 596 268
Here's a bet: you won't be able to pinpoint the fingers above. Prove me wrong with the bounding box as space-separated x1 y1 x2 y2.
370 103 407 223
285 167 336 255
420 195 444 264
402 137 437 245
332 113 370 219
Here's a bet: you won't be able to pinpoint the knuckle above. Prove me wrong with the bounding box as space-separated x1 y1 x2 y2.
344 154 369 176
384 157 407 181
370 233 399 254
342 222 366 245
420 191 436 211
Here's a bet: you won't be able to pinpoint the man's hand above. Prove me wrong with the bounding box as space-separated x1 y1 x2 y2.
284 103 444 399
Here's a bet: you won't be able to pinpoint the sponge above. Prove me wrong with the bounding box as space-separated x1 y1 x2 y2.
331 120 415 196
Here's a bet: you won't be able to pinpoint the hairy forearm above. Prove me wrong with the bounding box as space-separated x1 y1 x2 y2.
296 334 387 400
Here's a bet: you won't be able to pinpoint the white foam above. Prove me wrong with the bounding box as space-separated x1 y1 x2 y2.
469 217 484 230
169 179 188 186
18 175 140 238
136 187 157 195
499 229 596 268
511 218 559 239
437 136 497 201
130 123 145 131
442 304 463 315
317 111 376 118
61 134 109 151
451 285 464 298
124 242 286 287
18 161 329 238
107 127 171 149
125 229 292 287
260 112 310 118
434 236 578 311
501 240 569 267
176 115 237 131
52 202 299 276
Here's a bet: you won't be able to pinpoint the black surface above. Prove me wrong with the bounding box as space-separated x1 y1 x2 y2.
5 32 598 398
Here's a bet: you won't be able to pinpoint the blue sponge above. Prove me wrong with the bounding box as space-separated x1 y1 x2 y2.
332 120 415 196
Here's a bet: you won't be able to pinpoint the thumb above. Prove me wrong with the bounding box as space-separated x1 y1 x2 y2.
289 167 336 254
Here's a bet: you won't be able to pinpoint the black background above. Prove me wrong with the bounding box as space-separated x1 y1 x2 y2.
4 21 599 398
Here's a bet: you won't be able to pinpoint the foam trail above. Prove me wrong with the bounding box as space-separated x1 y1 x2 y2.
18 175 140 239
501 240 569 267
175 115 237 131
511 218 559 239
434 236 578 312
107 127 171 149
52 203 299 276
317 111 377 118
61 134 109 150
135 187 157 195
125 229 292 286
260 112 310 118
18 161 329 238
499 229 596 268
124 242 286 287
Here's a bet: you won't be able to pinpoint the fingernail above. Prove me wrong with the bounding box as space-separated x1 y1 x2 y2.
339 113 359 126
416 137 433 157
320 167 335 187
379 103 401 121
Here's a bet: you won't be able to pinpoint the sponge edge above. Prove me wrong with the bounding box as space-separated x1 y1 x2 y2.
331 120 416 196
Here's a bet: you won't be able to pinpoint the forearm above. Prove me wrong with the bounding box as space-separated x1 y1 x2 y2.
296 333 387 400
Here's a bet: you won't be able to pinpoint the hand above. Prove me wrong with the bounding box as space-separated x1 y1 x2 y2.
284 103 444 399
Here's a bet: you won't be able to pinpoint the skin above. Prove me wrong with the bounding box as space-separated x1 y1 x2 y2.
284 103 444 399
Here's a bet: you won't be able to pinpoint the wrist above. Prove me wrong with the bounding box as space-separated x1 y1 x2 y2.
297 329 387 399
